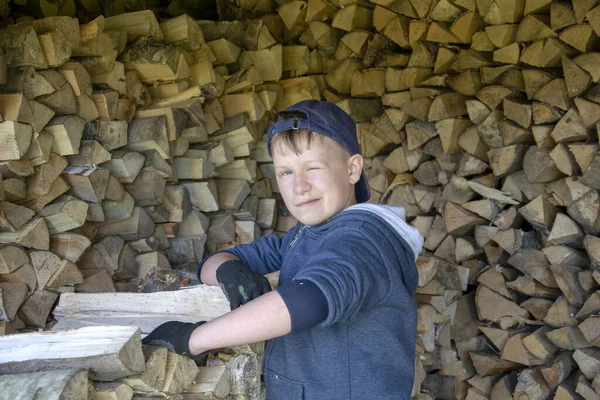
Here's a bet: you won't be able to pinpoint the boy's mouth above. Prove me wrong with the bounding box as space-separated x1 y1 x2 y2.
296 199 319 207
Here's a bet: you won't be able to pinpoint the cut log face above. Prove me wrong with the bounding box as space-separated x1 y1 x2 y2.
120 345 167 391
39 200 88 234
0 217 49 250
0 121 33 161
18 289 57 327
523 146 564 183
0 282 28 322
519 195 558 230
507 249 558 288
475 285 531 325
30 250 62 289
0 26 48 69
443 201 486 235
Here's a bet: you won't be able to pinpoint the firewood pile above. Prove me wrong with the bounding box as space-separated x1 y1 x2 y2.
0 10 279 399
0 324 236 399
0 0 600 398
0 288 259 399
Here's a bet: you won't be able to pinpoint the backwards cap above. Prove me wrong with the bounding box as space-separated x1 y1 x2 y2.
266 100 371 203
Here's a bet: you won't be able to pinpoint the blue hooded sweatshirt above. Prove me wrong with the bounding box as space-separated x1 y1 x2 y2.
215 204 423 400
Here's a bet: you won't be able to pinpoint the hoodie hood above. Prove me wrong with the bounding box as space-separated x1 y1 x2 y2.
343 204 424 262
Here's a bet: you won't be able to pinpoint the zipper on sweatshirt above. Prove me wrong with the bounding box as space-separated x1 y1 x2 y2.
289 225 306 248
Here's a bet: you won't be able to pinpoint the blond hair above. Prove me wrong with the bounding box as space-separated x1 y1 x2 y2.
270 129 350 158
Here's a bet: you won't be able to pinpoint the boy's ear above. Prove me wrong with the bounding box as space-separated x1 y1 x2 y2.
348 154 363 184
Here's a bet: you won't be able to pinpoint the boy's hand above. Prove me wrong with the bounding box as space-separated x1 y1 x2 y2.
142 321 207 360
216 260 272 309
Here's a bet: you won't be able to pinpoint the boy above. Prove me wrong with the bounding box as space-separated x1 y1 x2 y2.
143 100 424 399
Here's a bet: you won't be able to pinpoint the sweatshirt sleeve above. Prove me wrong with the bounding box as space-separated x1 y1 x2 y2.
197 224 302 279
224 233 284 275
212 224 307 275
293 223 415 327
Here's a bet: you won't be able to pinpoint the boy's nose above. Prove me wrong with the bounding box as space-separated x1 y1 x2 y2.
293 173 311 195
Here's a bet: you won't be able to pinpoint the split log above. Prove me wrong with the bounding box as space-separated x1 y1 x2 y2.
53 285 229 332
1 67 53 99
100 151 145 184
162 352 198 395
182 366 230 398
68 140 111 167
96 207 155 241
58 61 91 96
15 288 54 328
39 199 88 234
104 10 163 43
475 285 530 326
0 282 28 322
79 235 123 276
120 345 167 392
50 232 91 263
125 117 170 159
0 325 144 380
205 347 261 399
0 217 49 250
19 176 70 213
93 381 133 399
0 369 88 399
0 122 33 161
0 26 47 69
36 74 78 115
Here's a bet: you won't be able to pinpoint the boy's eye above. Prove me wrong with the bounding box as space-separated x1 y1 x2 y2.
280 171 291 177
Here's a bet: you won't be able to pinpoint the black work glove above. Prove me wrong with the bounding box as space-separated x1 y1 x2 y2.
216 259 272 310
142 321 207 360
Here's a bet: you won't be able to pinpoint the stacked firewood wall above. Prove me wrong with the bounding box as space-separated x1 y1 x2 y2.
1 0 600 398
0 11 279 399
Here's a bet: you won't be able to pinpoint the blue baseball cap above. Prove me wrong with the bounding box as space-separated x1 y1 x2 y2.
266 100 371 204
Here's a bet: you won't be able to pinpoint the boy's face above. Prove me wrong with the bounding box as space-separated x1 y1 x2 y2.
273 135 363 226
